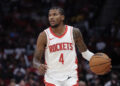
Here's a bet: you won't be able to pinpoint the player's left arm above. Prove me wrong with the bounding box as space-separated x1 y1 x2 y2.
73 28 94 61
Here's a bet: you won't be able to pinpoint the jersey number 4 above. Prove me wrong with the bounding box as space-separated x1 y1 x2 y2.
59 53 64 64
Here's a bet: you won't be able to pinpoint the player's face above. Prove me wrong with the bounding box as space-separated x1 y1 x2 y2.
48 9 64 28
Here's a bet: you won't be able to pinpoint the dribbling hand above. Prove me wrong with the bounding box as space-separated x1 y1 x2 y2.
38 64 48 75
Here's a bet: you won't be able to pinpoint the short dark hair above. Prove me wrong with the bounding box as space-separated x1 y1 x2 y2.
49 6 64 15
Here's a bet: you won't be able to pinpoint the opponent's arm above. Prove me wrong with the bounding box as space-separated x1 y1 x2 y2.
33 31 47 73
73 28 94 61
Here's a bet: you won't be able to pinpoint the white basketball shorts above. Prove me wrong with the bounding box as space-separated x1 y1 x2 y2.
44 74 79 86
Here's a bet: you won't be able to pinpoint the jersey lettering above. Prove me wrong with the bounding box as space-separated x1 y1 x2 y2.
49 42 73 53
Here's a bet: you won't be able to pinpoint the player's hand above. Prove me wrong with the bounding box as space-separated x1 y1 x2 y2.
38 64 48 75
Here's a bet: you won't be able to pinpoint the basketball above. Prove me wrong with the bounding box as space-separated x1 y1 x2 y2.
89 53 111 75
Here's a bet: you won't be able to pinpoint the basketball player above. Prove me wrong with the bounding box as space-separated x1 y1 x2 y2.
33 7 110 86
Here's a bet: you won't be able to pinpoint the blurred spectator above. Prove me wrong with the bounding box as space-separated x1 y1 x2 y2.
26 78 36 86
9 79 16 86
13 65 26 83
104 72 120 86
0 78 5 86
18 80 26 86
96 38 106 51
16 52 30 68
26 38 36 55
79 81 87 86
94 77 102 86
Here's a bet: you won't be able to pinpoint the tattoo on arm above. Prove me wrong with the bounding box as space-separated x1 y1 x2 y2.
73 28 87 52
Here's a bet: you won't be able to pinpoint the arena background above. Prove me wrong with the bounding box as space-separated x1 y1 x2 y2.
0 0 120 86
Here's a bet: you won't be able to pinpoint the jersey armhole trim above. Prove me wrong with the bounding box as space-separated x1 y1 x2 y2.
44 30 50 48
70 27 75 45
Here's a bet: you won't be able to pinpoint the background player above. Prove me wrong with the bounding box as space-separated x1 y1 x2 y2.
33 7 111 86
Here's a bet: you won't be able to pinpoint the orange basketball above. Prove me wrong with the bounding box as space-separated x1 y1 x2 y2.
89 53 111 75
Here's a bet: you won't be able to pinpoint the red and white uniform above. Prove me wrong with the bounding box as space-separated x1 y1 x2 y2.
44 25 78 86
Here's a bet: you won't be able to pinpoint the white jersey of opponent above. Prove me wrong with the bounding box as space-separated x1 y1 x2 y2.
44 25 78 81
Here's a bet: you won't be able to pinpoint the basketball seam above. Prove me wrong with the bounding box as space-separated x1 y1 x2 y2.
90 61 111 67
91 56 110 60
92 64 110 74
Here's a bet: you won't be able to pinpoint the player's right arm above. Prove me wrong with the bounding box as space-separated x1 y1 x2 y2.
33 31 47 75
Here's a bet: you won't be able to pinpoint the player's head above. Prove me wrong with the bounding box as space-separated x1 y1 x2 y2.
48 7 65 28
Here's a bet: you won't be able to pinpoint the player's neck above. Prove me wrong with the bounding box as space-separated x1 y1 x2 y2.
51 24 66 35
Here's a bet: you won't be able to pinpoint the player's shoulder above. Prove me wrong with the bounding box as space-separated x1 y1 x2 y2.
37 30 47 45
67 25 79 31
72 26 81 34
44 27 49 32
66 25 81 35
70 26 83 41
39 31 46 37
37 29 48 41
66 25 74 29
39 27 49 37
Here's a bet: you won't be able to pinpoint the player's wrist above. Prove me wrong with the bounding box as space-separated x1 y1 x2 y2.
33 58 41 68
81 49 94 61
33 62 41 69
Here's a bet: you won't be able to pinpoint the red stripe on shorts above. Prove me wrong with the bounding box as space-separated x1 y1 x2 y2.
73 82 79 86
45 82 55 86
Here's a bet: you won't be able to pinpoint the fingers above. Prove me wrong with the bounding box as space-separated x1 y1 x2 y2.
38 64 48 75
44 65 48 69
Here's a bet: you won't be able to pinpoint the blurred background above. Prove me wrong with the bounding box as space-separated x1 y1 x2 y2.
0 0 120 86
